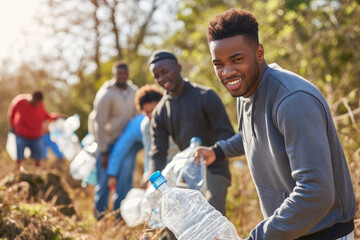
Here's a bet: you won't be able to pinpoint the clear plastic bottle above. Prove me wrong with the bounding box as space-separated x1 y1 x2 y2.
181 137 205 191
149 171 240 240
164 137 206 194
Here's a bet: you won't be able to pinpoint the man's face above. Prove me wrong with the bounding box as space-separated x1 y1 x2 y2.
114 67 128 87
209 35 263 98
149 59 183 95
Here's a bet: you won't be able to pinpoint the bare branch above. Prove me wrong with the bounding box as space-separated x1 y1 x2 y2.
104 0 123 59
335 99 360 135
130 0 159 55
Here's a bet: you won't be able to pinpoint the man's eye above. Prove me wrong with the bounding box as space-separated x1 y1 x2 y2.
234 57 243 62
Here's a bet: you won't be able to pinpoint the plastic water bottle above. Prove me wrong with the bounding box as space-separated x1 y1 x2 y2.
165 137 206 194
149 171 240 240
181 137 205 190
141 186 164 229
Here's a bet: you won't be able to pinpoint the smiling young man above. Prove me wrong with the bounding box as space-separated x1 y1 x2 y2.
194 8 356 240
148 50 235 217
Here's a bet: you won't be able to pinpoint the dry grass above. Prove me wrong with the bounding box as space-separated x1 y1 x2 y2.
0 148 359 239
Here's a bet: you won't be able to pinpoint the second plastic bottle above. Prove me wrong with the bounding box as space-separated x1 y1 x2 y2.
149 171 240 240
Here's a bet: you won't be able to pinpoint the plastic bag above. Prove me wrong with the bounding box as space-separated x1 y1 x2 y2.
49 115 82 160
6 131 31 160
120 188 146 227
6 131 17 160
69 141 98 181
82 168 97 187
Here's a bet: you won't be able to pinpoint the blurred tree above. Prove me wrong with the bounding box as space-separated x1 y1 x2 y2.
0 0 179 149
28 0 177 139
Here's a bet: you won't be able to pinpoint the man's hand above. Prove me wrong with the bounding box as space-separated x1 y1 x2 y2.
108 176 117 191
101 152 109 169
193 146 216 166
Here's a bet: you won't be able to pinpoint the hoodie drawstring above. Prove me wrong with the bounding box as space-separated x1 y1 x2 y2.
251 92 257 139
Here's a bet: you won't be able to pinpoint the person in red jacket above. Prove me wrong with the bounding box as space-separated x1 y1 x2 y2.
8 90 60 167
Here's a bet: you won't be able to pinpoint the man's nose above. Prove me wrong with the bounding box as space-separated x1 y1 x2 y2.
222 64 236 78
157 75 165 83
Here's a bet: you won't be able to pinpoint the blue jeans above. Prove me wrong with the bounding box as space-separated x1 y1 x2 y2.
113 142 143 213
42 133 64 159
16 135 43 161
94 143 143 220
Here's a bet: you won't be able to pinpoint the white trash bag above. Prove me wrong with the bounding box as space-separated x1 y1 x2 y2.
49 114 82 160
69 133 98 182
6 131 17 161
120 188 147 227
6 131 31 160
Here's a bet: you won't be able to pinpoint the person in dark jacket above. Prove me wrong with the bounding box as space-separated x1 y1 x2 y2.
148 50 235 216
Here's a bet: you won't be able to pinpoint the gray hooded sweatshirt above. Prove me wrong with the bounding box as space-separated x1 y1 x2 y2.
215 63 356 239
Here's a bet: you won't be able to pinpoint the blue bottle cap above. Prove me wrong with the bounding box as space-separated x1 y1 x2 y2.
149 171 162 183
190 137 202 145
149 171 167 190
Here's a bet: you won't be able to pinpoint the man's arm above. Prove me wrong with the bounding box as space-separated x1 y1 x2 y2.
214 133 245 159
248 92 336 239
195 133 245 165
107 115 144 189
140 117 151 176
148 112 169 174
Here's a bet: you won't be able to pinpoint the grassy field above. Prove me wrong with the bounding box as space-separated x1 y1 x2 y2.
0 149 359 239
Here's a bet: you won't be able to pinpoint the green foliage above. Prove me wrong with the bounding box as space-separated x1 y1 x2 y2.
160 3 239 123
19 203 46 218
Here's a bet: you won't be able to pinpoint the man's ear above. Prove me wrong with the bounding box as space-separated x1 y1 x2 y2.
257 44 264 63
177 63 182 72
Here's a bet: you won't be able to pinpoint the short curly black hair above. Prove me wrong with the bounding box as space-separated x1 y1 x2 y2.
134 84 163 111
207 8 259 44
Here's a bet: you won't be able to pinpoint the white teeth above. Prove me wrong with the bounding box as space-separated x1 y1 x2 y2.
227 80 240 86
